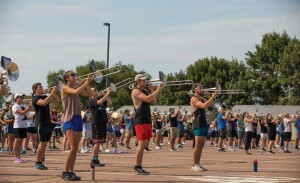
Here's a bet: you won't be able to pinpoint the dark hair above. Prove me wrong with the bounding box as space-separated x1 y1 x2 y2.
32 82 42 96
191 83 202 94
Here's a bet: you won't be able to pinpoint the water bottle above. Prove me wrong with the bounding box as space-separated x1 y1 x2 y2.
253 159 258 172
90 165 95 180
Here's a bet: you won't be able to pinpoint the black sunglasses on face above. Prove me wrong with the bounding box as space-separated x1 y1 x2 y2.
70 74 77 77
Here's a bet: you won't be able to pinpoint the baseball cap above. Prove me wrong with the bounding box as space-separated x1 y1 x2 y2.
125 109 130 113
14 93 25 100
218 107 223 113
134 74 147 81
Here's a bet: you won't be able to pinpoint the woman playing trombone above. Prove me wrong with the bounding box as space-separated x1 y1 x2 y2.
60 71 94 181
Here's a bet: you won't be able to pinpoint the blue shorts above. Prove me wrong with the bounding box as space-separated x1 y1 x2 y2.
276 131 280 135
210 131 216 138
7 126 14 134
194 127 208 137
63 115 83 134
107 127 114 133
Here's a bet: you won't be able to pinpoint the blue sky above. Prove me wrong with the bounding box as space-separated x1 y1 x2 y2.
0 0 299 95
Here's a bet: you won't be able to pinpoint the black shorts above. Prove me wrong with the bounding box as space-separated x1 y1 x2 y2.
37 124 52 142
218 128 227 139
268 130 276 141
115 130 121 138
228 130 236 138
252 132 257 138
178 130 184 138
92 123 107 144
54 128 63 137
14 128 27 139
27 127 37 134
285 132 292 142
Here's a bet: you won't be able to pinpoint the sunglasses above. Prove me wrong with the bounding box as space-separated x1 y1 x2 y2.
70 73 77 77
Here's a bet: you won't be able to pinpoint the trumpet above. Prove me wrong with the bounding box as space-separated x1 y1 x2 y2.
99 78 133 94
1 56 20 85
128 71 193 89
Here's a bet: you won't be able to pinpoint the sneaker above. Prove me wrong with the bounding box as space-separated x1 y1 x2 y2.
48 146 52 150
182 142 186 145
119 143 125 146
262 147 267 151
133 167 150 175
33 149 37 154
80 149 87 153
61 172 75 181
152 142 155 145
85 147 90 153
228 148 234 152
125 146 132 149
167 142 170 145
14 158 23 163
104 149 111 153
285 150 291 153
245 151 252 155
34 163 48 170
191 165 201 171
90 159 105 167
160 143 165 146
170 148 177 151
144 148 151 152
295 146 299 150
69 172 81 181
27 147 32 151
114 149 122 154
0 148 6 152
155 146 162 150
199 165 208 171
20 150 26 154
53 146 59 150
267 151 275 154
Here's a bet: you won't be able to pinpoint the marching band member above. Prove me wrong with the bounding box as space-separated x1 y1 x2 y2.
32 83 60 169
190 83 218 171
131 73 164 175
60 71 93 181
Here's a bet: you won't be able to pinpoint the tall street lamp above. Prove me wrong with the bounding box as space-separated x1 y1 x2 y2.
103 22 110 88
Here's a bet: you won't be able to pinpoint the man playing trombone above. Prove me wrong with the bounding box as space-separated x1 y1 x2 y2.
131 74 164 175
190 83 218 171
32 83 60 170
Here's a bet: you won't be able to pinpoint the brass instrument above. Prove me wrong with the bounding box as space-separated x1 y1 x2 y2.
110 112 122 125
128 71 193 89
99 78 133 94
0 56 20 84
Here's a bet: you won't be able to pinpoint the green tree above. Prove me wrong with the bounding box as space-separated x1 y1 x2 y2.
245 31 300 105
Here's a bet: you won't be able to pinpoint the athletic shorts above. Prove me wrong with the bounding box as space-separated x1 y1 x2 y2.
14 128 27 139
194 127 208 137
268 129 276 141
7 126 14 134
178 130 184 138
134 124 152 141
218 128 227 139
115 130 121 137
63 115 83 134
261 133 268 139
92 123 107 144
169 127 178 138
252 132 257 138
295 130 300 139
228 130 236 138
285 132 292 142
27 127 37 134
107 127 114 133
120 129 126 134
125 129 133 138
238 130 244 139
82 130 92 139
156 129 163 134
54 127 63 137
276 131 280 135
210 131 216 138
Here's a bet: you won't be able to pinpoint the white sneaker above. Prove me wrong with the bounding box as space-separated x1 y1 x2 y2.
199 165 208 171
114 149 122 154
155 146 162 150
191 165 201 171
152 142 155 145
160 143 165 146
85 147 89 153
80 149 87 153
104 149 111 153
182 142 186 145
167 142 170 145
228 148 234 152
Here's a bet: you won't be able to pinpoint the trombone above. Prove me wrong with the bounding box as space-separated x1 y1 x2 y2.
99 78 133 94
203 87 245 94
128 71 193 89
76 65 121 84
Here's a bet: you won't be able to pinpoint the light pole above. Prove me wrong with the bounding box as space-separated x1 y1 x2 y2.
103 22 110 88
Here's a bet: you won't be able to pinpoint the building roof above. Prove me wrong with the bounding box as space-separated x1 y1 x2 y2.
232 105 300 116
